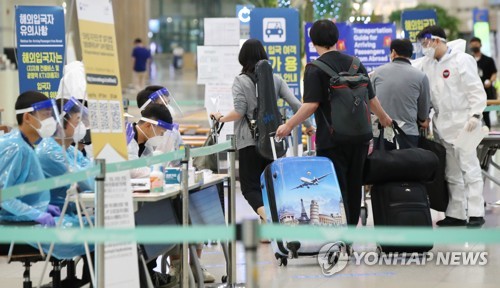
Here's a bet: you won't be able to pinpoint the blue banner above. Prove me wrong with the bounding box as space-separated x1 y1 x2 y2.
401 9 437 58
250 8 301 100
473 8 489 23
349 23 395 72
305 22 394 72
16 6 65 98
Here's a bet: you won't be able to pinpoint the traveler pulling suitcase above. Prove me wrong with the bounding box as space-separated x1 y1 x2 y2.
261 134 348 266
371 182 433 254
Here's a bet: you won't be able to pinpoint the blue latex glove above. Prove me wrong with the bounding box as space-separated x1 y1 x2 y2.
36 212 55 227
47 204 61 217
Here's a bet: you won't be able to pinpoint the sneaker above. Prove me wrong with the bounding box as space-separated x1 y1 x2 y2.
151 271 174 288
201 266 216 283
467 217 485 228
436 216 467 227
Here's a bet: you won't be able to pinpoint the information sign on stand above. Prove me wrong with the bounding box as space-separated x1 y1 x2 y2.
76 0 139 287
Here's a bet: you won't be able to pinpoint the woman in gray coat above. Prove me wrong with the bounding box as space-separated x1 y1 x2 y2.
211 39 314 221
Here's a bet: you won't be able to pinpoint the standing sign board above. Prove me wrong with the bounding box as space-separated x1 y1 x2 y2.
15 6 65 97
250 8 301 100
401 10 437 58
349 23 395 72
305 22 394 72
76 0 139 287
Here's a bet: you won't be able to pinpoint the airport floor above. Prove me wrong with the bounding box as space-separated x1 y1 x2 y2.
2 57 500 287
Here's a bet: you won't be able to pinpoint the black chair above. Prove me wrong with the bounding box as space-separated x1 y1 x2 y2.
0 221 64 288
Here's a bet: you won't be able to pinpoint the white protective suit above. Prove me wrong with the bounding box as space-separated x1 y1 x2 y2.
413 39 487 219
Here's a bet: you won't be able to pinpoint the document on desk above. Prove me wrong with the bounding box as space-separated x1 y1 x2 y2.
454 127 487 152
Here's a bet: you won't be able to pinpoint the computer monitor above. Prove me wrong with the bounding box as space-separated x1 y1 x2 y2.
135 198 179 262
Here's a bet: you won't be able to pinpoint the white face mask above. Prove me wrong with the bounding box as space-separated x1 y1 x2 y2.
33 117 58 138
72 121 87 143
422 46 436 59
145 136 164 151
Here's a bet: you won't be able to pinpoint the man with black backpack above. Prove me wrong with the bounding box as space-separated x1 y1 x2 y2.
276 20 392 226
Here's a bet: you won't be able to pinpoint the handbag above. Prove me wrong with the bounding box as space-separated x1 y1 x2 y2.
418 134 449 212
193 120 224 172
363 122 439 184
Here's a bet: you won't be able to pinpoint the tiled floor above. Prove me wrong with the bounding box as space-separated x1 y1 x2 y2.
2 58 500 287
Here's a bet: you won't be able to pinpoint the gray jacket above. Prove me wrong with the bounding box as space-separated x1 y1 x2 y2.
232 74 312 150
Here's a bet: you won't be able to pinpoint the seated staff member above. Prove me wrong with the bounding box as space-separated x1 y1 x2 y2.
0 91 60 225
36 97 94 214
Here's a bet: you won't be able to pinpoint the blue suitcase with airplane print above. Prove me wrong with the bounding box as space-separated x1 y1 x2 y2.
261 156 348 266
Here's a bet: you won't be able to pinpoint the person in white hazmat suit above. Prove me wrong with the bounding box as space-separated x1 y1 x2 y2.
414 26 487 227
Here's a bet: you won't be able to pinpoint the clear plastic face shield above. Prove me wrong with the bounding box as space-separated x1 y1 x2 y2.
139 88 183 117
15 99 62 140
59 97 90 143
418 34 446 58
140 117 179 156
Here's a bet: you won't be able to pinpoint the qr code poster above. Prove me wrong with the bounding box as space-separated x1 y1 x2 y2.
88 100 101 133
109 100 124 133
98 101 112 133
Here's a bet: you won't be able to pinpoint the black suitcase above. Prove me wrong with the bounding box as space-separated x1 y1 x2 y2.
371 182 433 253
418 137 449 212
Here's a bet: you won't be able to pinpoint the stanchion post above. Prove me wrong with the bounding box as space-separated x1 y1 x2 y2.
227 134 237 284
242 219 259 288
181 145 191 287
94 159 106 288
292 126 299 156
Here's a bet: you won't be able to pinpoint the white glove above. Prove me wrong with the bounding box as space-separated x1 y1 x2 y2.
464 117 481 132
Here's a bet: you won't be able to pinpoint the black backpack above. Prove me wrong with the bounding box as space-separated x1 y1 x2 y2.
310 57 373 143
243 60 287 160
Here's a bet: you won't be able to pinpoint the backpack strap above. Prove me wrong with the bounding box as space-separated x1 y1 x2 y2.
310 60 339 78
348 57 361 75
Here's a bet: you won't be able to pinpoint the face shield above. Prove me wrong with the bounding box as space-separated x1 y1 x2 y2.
16 99 62 140
139 87 183 117
140 117 179 156
57 97 90 144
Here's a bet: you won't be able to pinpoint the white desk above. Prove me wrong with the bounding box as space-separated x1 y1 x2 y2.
79 174 228 204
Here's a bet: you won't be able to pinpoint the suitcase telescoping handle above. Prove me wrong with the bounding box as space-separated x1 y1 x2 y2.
269 132 291 160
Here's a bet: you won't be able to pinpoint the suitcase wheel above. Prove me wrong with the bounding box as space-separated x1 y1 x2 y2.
275 253 288 267
221 275 227 283
360 207 368 226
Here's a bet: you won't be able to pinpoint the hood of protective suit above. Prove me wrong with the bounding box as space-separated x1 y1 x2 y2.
446 39 466 55
57 61 87 100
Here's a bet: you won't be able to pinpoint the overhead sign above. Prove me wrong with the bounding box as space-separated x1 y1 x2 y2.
236 4 254 39
15 5 65 98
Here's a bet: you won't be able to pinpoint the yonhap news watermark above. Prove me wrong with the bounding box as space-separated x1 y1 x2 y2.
317 242 488 276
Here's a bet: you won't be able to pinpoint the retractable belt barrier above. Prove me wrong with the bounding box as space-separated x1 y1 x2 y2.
0 225 500 246
0 141 232 201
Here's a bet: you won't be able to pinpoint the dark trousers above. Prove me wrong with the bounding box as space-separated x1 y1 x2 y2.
238 145 273 213
318 143 369 226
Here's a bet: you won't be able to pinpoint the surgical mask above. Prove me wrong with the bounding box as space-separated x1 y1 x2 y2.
422 46 436 59
145 136 164 150
471 47 480 53
33 117 58 138
72 121 87 143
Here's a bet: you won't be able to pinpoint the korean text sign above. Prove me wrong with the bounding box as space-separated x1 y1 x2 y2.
250 8 301 100
401 10 437 58
15 6 65 98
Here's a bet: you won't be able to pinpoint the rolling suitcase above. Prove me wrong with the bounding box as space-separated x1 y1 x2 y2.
371 182 433 254
261 155 348 266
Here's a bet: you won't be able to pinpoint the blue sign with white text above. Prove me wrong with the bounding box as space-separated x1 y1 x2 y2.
16 6 65 98
236 5 255 39
401 9 437 58
305 22 394 72
250 8 301 100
